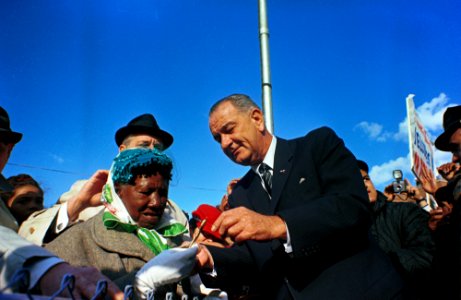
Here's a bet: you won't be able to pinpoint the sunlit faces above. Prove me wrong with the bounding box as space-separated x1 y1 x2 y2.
116 173 169 229
7 184 44 225
119 134 164 152
209 102 267 166
360 169 378 203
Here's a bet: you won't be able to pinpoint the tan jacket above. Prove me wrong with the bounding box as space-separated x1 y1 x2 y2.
45 206 190 289
19 179 103 246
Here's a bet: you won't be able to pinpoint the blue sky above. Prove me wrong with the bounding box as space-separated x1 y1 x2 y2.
1 0 460 214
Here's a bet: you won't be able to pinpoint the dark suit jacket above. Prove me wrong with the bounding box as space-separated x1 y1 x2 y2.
205 127 404 299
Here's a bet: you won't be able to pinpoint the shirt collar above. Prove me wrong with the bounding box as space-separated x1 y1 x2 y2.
251 136 277 174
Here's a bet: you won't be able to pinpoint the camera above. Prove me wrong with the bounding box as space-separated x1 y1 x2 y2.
392 170 407 194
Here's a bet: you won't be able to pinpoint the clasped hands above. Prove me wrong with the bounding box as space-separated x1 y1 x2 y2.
134 207 286 298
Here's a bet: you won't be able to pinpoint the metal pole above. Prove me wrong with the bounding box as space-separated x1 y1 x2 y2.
258 0 274 133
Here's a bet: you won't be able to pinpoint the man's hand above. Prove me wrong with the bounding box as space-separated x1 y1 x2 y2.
67 170 109 221
437 163 460 181
428 201 453 231
419 165 438 195
211 207 287 243
195 244 214 271
39 263 123 300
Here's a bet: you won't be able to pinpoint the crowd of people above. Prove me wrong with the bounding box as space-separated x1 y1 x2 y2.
0 96 460 299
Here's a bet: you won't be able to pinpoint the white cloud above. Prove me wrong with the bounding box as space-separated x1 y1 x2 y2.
354 121 391 142
49 153 64 164
356 93 456 144
369 155 411 188
392 120 408 142
416 93 450 132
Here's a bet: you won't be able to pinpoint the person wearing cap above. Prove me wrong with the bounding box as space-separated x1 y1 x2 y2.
357 159 434 299
0 108 22 172
430 105 461 299
19 113 187 246
0 106 123 299
45 148 190 292
0 106 23 231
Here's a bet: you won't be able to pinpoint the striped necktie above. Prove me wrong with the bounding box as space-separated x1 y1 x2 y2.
258 163 272 195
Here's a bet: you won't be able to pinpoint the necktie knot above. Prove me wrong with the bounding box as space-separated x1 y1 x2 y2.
258 163 272 195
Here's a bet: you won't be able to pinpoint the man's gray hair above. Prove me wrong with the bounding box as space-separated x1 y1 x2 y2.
209 94 260 116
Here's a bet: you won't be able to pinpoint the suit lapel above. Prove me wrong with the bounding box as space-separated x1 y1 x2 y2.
270 138 294 212
246 171 272 215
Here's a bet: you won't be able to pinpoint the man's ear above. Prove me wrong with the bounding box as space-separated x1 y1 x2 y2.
250 108 265 131
118 144 126 152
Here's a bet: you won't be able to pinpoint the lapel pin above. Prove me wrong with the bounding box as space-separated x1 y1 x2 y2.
299 177 306 184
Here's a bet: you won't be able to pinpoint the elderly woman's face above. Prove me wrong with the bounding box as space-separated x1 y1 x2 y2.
117 173 169 229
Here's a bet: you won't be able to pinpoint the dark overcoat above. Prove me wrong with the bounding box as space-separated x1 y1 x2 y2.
206 127 404 299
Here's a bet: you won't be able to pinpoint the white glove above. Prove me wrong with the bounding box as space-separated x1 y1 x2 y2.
134 245 198 299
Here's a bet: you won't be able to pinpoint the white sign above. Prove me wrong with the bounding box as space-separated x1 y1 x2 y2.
406 94 438 209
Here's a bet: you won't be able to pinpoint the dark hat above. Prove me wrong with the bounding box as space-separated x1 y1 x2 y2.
435 106 461 151
0 106 22 144
115 114 173 149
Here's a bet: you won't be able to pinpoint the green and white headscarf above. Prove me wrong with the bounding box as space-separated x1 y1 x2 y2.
101 148 187 255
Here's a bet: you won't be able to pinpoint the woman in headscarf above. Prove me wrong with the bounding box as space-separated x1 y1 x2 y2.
45 148 190 288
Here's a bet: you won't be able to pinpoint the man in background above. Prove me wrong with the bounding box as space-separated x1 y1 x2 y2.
19 113 188 245
358 159 434 298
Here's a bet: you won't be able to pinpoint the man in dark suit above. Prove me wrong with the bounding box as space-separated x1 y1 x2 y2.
196 94 404 299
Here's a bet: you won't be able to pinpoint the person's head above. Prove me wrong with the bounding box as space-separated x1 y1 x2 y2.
435 106 461 163
0 106 22 172
110 148 173 229
115 113 173 152
1 174 44 225
208 94 272 166
357 160 378 203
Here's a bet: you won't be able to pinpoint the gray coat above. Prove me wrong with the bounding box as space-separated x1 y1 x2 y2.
45 209 189 289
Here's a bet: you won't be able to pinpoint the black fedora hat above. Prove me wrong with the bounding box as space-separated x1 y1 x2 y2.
0 106 22 144
435 105 461 151
115 114 173 149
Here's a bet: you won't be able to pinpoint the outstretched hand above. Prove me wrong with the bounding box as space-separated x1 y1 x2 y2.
67 170 109 221
211 207 287 243
419 165 438 195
